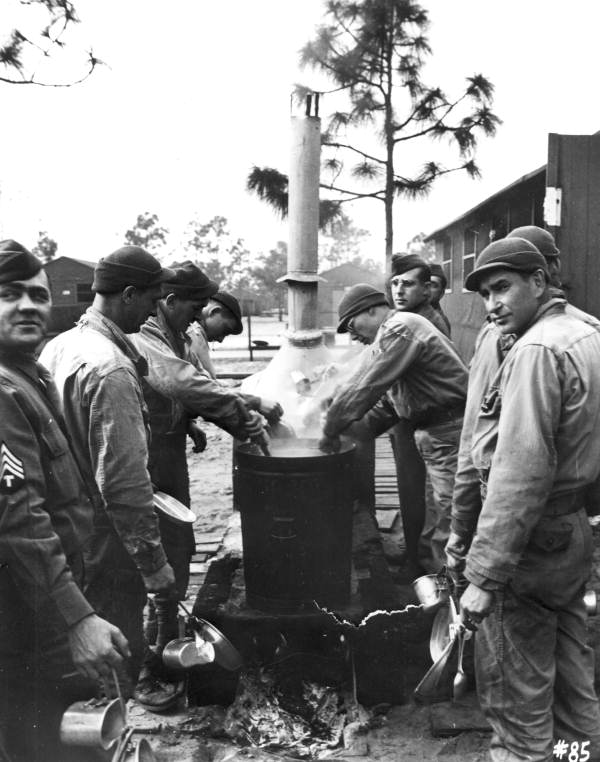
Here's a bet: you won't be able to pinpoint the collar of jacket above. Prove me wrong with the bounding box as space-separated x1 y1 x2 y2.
79 306 148 377
518 295 567 338
143 303 190 358
0 349 39 384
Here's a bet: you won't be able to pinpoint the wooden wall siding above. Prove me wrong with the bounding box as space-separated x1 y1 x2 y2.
429 172 547 361
44 258 95 306
547 133 600 318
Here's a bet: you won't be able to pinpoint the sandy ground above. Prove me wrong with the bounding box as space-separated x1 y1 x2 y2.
138 357 600 762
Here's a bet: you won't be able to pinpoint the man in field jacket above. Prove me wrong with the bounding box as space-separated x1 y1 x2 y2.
320 283 468 571
447 237 600 761
40 246 177 693
0 241 129 761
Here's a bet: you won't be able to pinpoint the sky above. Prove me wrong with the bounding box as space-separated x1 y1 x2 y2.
1 0 599 268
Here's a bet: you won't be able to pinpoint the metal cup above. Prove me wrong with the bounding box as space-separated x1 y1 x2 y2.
162 636 215 670
413 574 449 613
59 697 126 749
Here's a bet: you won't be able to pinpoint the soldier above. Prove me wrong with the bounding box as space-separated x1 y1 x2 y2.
130 265 275 709
0 240 129 761
428 262 451 336
40 246 177 696
320 283 468 573
447 238 600 761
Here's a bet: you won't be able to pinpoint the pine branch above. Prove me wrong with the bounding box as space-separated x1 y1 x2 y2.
323 141 386 165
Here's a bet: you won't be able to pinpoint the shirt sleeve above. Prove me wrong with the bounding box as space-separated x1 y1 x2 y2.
324 328 422 437
0 383 93 628
142 341 246 437
464 345 561 587
85 369 167 576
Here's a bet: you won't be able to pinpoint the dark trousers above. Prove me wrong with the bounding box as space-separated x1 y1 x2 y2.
0 566 97 762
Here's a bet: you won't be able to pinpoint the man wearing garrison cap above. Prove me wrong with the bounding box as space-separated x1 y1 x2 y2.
130 264 278 710
40 246 177 697
320 282 468 574
0 240 130 760
446 237 600 760
386 254 455 577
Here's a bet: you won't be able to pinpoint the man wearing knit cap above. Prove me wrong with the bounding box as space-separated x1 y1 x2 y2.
0 240 130 761
446 237 600 761
130 265 274 709
188 290 243 379
320 282 468 573
40 245 177 697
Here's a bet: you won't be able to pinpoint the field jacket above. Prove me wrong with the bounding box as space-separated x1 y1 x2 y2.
460 299 600 589
131 306 247 439
324 309 468 438
0 352 95 628
40 307 166 578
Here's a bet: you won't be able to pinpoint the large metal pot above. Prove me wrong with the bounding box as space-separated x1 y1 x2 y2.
235 438 355 613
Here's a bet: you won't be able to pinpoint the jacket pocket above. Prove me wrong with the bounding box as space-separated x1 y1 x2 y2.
528 520 573 553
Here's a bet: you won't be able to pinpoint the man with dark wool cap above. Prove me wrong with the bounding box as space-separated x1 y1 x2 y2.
0 240 129 761
129 265 275 710
446 237 600 761
40 245 177 698
320 282 468 574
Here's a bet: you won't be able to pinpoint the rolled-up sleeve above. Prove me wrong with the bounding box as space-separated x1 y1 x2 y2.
86 370 166 575
0 384 93 628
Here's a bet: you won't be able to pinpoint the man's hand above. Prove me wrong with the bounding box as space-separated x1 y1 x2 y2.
459 582 494 629
187 420 207 453
142 562 177 597
68 614 130 680
243 410 265 439
319 434 341 453
258 398 284 425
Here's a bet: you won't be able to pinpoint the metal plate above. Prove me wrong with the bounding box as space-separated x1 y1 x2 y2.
196 618 244 671
153 491 196 525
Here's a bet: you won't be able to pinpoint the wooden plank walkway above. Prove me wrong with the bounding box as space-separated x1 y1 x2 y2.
375 435 400 531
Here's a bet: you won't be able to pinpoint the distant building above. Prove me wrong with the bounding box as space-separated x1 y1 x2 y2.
44 256 95 334
318 262 386 329
425 131 600 360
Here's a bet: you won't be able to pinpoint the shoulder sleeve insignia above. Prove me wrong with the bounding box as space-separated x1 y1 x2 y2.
0 442 25 494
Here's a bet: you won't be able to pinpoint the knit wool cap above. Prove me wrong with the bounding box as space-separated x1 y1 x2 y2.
0 240 42 284
390 253 431 279
162 261 219 300
211 291 243 334
465 237 549 292
92 246 175 293
507 226 560 259
429 263 447 290
337 283 389 333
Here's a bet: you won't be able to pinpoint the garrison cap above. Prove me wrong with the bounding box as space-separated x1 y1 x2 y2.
507 226 560 259
390 253 431 278
429 263 447 290
0 240 42 284
162 261 219 300
337 283 389 333
211 291 243 334
465 237 549 292
92 245 175 293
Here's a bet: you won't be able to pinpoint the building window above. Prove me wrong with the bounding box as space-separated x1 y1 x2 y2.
76 283 94 303
442 237 452 293
463 229 479 291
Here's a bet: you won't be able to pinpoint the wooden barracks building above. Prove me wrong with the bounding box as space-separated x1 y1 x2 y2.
425 131 600 360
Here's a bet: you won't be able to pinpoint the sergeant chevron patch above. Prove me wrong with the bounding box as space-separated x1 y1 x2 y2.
0 443 25 494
